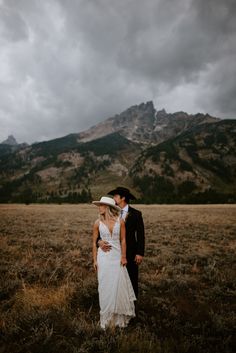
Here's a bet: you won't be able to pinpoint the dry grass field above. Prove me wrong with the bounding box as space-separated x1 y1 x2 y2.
0 204 235 353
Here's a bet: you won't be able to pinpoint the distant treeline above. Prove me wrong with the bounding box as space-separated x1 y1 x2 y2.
0 187 92 204
1 186 235 205
132 175 236 204
0 173 235 204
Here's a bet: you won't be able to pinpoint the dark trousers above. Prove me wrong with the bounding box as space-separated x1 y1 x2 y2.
126 260 139 298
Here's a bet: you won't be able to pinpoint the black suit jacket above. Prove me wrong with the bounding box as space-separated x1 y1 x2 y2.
125 206 145 261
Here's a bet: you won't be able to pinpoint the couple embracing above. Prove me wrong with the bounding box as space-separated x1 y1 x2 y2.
92 187 145 329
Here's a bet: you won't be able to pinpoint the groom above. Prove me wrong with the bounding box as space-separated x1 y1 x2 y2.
98 186 145 297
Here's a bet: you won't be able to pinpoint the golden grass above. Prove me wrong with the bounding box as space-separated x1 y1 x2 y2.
14 283 75 311
0 203 236 353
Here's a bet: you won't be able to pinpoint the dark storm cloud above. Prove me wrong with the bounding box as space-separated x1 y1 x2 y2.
0 0 235 143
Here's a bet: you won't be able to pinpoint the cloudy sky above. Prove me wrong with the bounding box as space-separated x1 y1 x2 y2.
0 0 236 143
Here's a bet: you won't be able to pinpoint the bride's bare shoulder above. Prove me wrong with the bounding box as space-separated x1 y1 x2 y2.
94 219 100 226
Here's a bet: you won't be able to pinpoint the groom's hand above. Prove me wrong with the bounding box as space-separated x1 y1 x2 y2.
135 255 143 265
98 240 112 252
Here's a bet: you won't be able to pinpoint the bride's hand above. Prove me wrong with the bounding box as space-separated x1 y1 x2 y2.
93 261 98 271
121 257 127 266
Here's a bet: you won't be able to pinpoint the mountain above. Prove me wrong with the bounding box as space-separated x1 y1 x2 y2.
78 101 218 145
1 135 18 145
0 101 235 204
0 135 28 157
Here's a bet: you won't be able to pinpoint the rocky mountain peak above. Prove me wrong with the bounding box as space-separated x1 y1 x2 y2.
116 101 156 126
155 109 167 119
1 135 18 145
78 101 156 143
78 101 219 145
130 100 155 113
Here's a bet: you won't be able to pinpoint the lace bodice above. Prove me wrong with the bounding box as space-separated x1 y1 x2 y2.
99 220 120 242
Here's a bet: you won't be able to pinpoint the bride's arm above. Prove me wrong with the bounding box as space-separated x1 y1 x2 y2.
92 220 99 271
120 220 127 266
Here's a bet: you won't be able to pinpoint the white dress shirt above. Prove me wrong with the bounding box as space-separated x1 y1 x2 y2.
120 204 129 220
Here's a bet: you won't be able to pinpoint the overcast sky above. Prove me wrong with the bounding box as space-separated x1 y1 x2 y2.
0 0 236 143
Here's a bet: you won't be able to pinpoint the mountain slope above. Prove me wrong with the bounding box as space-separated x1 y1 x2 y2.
130 120 236 203
0 132 141 203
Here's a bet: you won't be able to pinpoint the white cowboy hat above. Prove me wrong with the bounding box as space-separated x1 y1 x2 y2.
92 196 121 211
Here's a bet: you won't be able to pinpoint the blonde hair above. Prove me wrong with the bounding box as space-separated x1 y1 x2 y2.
99 205 120 221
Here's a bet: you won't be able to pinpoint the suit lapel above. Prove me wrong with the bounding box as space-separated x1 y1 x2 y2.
125 206 133 224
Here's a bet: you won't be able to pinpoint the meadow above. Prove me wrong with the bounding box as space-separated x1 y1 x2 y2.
0 204 235 353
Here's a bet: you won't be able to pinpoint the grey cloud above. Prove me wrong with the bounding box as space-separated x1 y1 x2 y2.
0 5 28 42
0 0 235 143
196 55 236 117
116 0 235 85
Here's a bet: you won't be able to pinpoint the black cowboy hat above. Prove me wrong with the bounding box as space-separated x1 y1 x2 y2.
108 187 137 200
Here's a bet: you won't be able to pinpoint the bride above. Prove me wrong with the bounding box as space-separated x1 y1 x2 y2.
92 196 136 329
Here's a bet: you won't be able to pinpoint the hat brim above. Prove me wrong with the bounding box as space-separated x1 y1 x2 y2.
92 201 121 211
108 188 136 200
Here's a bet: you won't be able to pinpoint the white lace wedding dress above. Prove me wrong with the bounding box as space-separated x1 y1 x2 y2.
97 219 136 329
